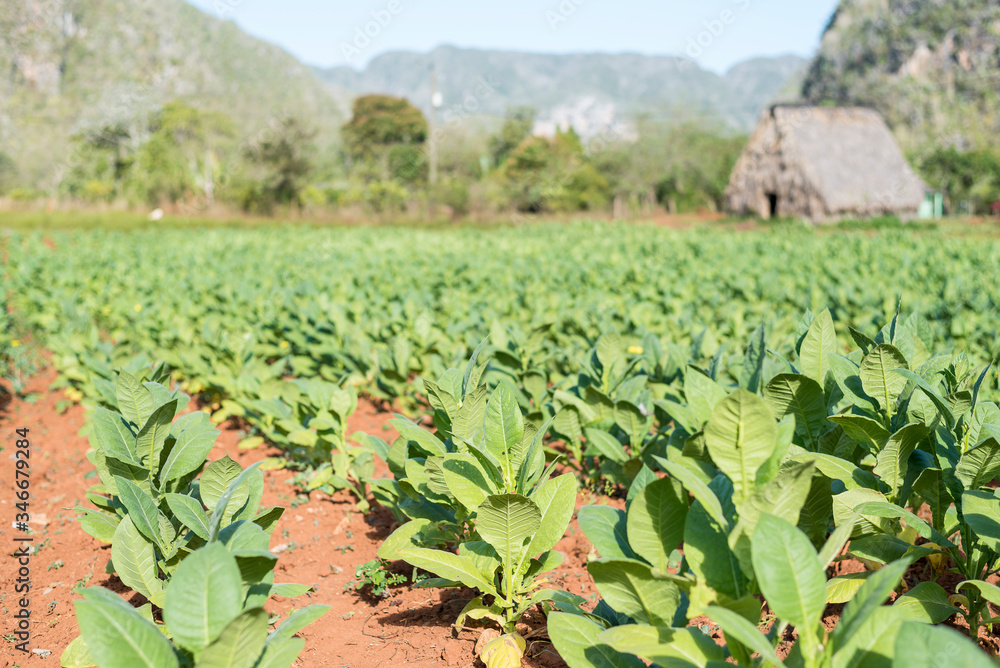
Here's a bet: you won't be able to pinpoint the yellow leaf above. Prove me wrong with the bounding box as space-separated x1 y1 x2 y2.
258 457 287 471
481 633 526 668
238 436 265 451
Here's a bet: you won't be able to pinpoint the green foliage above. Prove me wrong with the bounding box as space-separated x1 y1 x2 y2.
342 94 428 161
0 150 17 194
65 542 329 668
242 117 317 211
61 103 233 207
916 146 1000 215
497 129 610 213
374 352 582 664
488 107 536 169
63 368 327 667
346 559 408 598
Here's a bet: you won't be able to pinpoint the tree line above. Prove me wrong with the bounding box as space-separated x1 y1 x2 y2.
2 93 996 218
0 95 745 219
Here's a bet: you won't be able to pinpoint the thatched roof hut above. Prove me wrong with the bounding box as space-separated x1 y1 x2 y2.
725 106 926 222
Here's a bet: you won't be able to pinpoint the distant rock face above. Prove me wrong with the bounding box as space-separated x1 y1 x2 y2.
314 47 809 137
801 0 1000 151
0 0 342 188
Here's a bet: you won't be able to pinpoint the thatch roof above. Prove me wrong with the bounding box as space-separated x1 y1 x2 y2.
726 106 927 221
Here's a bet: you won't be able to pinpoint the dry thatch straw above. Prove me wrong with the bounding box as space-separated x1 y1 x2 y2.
726 106 927 223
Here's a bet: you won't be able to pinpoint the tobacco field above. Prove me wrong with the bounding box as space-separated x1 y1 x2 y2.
3 221 1000 668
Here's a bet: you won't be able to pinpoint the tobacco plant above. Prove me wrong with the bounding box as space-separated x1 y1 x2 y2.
551 513 985 668
62 542 329 668
64 367 327 667
365 342 495 535
76 370 285 591
379 380 582 667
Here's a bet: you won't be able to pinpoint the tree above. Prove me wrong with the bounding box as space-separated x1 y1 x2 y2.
0 152 17 194
341 95 427 183
489 107 536 169
917 146 1000 215
498 128 609 213
244 116 317 210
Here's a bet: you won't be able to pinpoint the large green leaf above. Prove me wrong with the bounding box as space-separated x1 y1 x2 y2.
956 433 1000 490
111 516 163 600
389 416 447 457
704 389 778 505
254 639 305 668
961 490 1000 553
441 454 497 510
525 473 577 556
705 605 786 668
577 505 636 560
117 370 155 428
730 462 815 577
483 385 524 481
764 373 828 450
893 368 956 429
831 558 911 651
685 366 728 426
626 477 687 572
135 400 178 469
165 493 211 540
208 462 264 539
751 514 825 631
793 452 878 491
600 624 725 667
200 456 244 513
826 573 870 604
547 612 645 668
75 593 178 668
859 345 908 415
892 582 960 623
80 508 120 543
396 547 496 593
159 424 219 487
164 542 243 654
654 455 729 529
268 605 331 641
872 424 928 501
684 478 745 601
92 407 140 466
827 415 891 455
833 606 903 668
476 494 541 567
586 428 629 463
377 518 432 561
588 559 681 627
195 608 267 668
799 309 836 385
114 477 165 549
892 622 995 668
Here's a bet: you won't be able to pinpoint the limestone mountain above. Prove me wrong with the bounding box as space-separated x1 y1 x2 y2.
315 46 808 138
0 0 343 189
802 0 1000 152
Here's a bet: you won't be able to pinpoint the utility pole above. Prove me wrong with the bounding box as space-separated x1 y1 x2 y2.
428 64 441 185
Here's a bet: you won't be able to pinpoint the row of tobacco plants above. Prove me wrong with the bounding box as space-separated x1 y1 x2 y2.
60 306 1000 667
59 366 330 667
7 226 1000 666
339 309 1000 667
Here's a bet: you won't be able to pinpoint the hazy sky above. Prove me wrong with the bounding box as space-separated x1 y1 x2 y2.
183 0 840 73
